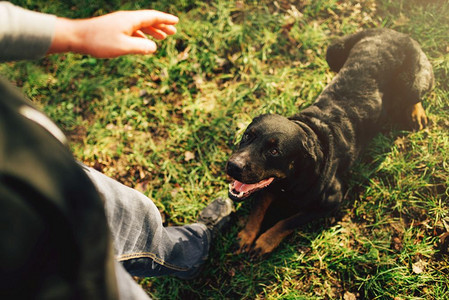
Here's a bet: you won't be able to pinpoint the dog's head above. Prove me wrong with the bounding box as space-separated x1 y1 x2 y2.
226 114 320 201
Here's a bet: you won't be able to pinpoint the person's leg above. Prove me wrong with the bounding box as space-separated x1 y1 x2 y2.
114 261 152 299
82 164 211 278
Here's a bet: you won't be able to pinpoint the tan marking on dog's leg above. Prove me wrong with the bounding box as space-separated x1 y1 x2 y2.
236 192 274 254
410 102 428 131
251 208 329 257
252 220 294 256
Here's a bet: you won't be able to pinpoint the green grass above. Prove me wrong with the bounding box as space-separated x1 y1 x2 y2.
2 0 449 298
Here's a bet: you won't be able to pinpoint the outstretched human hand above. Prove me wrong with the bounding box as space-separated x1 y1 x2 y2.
48 10 179 58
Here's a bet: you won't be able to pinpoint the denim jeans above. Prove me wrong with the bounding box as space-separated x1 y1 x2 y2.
83 165 211 299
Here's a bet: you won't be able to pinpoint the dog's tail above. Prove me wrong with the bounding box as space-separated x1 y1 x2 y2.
326 28 385 73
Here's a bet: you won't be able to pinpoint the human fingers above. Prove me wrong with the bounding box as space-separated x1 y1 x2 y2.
140 27 168 40
139 24 177 40
152 23 177 35
130 10 179 30
132 29 147 39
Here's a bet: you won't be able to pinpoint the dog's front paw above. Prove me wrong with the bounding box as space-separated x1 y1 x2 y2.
250 231 282 257
235 229 257 254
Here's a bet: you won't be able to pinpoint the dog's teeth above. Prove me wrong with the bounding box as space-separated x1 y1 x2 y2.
238 191 244 198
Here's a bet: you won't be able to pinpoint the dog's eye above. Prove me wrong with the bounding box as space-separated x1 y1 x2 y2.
269 148 280 156
242 133 250 142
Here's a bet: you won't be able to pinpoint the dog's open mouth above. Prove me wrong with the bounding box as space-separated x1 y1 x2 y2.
228 177 274 200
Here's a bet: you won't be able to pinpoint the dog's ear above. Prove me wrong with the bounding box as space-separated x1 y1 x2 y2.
302 138 318 162
289 137 318 174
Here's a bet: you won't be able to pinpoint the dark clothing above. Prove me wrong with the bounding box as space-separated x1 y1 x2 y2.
0 77 119 299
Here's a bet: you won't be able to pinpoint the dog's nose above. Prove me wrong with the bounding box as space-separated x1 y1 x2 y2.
226 158 245 177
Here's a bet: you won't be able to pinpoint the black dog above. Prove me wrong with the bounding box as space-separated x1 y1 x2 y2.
226 28 434 256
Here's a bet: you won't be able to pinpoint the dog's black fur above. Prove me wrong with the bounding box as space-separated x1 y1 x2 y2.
226 28 434 256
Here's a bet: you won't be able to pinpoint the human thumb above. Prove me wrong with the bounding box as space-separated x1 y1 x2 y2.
123 36 158 55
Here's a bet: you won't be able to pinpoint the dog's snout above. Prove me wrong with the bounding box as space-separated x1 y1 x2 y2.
226 159 244 176
227 153 251 178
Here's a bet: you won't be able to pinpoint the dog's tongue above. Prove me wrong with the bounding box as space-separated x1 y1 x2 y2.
233 177 274 193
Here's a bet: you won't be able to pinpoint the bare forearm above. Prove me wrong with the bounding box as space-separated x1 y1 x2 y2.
47 17 83 55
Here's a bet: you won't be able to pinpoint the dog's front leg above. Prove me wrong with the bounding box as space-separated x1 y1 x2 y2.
251 180 343 256
251 209 329 257
236 191 275 254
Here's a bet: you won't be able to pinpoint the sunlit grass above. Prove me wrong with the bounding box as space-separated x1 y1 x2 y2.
1 0 448 298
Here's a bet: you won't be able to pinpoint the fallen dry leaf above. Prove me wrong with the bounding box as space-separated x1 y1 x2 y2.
184 151 195 162
344 291 357 300
412 260 426 274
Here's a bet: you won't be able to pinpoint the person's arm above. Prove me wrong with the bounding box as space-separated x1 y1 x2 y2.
0 2 178 61
48 10 178 58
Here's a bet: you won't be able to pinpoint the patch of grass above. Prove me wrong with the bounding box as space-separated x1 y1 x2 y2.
1 0 448 298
